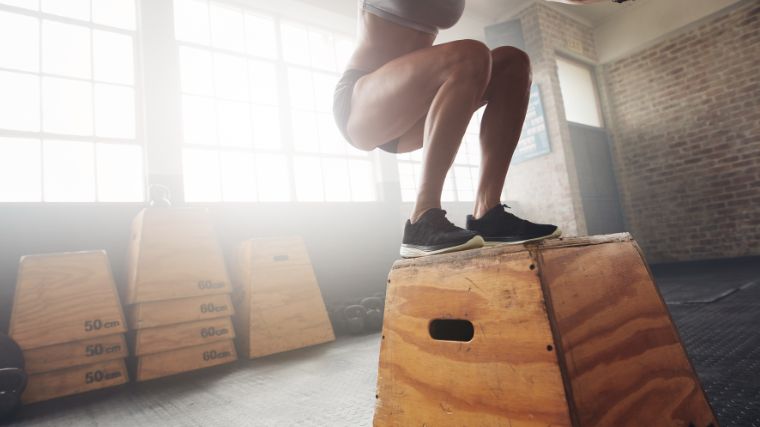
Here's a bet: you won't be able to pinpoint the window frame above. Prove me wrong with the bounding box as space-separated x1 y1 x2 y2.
0 0 146 203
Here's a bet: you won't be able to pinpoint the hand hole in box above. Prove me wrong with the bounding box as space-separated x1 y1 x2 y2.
429 319 474 342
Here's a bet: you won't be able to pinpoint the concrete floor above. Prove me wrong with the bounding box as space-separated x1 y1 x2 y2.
8 257 760 427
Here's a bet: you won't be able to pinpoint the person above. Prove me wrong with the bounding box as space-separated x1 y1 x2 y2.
333 0 607 258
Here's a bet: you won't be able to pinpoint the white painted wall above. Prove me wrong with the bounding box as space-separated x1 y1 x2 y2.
595 0 742 63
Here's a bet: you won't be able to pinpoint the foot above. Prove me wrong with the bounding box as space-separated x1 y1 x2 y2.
401 208 484 258
466 204 561 245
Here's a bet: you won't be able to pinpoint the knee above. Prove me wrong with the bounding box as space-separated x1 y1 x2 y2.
447 39 492 84
491 46 532 84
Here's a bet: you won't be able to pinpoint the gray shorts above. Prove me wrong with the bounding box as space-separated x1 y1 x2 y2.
333 69 400 154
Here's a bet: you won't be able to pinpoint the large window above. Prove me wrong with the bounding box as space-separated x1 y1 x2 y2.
397 108 483 203
174 0 376 202
0 0 142 202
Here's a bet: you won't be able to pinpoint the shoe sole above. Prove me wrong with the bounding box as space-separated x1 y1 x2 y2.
483 228 563 246
400 235 485 258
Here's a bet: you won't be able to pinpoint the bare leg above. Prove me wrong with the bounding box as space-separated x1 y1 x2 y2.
346 39 492 222
473 47 532 219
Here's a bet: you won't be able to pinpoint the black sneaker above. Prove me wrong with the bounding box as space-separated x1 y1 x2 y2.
466 204 561 245
401 208 484 258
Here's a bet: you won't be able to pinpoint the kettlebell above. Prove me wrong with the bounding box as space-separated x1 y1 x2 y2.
343 305 367 335
360 297 384 332
148 184 172 207
327 304 348 336
0 334 26 423
0 369 26 423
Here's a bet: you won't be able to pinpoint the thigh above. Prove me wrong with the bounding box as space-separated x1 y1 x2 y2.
346 39 488 151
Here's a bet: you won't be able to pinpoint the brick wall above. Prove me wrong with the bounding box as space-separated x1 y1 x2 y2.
504 4 598 236
602 2 760 261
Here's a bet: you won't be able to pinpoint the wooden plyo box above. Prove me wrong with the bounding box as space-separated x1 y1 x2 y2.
23 359 128 404
135 339 237 381
231 236 335 359
24 334 128 374
126 208 232 304
131 316 235 356
10 251 127 350
127 294 235 329
374 234 718 427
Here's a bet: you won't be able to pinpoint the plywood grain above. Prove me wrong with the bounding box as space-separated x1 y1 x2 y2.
540 240 718 427
374 249 572 427
10 251 127 349
136 339 237 381
24 334 127 374
23 359 128 404
127 294 234 330
374 234 717 426
125 208 232 304
232 237 334 359
132 316 235 356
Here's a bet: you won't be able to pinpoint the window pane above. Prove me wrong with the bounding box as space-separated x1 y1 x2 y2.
42 77 93 135
251 104 280 150
312 72 336 114
294 156 323 202
216 100 251 148
95 84 135 139
209 2 244 52
0 11 39 72
287 67 314 110
280 23 309 66
454 166 476 202
213 53 248 101
96 143 143 201
349 159 375 201
182 148 221 202
249 59 278 105
220 151 256 201
0 70 39 132
308 29 335 72
442 172 456 202
255 153 290 201
93 30 134 85
291 110 318 153
557 57 602 127
92 0 136 31
322 157 350 202
43 140 95 202
0 0 37 10
334 37 354 71
0 137 41 202
182 95 217 145
398 162 418 202
179 46 214 96
317 112 344 155
41 0 89 20
245 13 276 59
42 20 91 79
173 0 210 45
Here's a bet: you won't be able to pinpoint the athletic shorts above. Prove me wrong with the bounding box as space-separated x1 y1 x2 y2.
332 69 400 154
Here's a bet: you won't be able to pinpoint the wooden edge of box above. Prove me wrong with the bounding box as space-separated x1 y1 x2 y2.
22 358 129 404
24 334 128 375
391 233 633 270
135 339 237 382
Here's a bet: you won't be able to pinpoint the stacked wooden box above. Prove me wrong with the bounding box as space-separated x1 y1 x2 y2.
125 208 237 381
231 236 334 358
9 251 129 403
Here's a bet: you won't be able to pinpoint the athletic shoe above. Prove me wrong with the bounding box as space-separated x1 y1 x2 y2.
466 204 561 245
400 208 484 258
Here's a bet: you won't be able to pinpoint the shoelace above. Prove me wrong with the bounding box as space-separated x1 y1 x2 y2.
500 204 527 224
426 209 460 231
